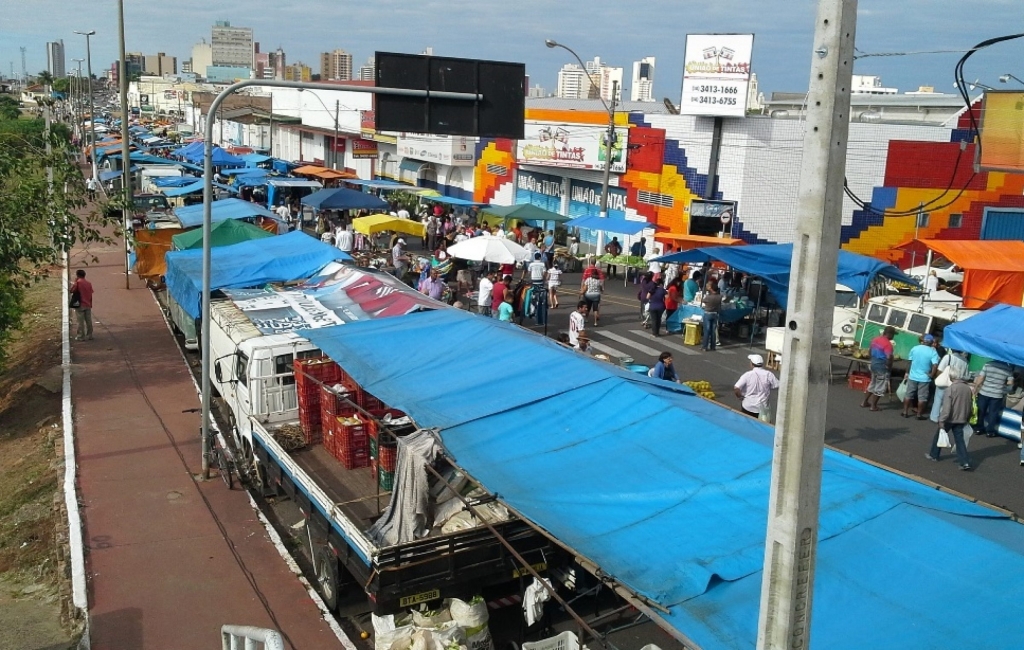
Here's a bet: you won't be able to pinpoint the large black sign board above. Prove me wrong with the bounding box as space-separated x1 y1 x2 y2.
375 52 525 139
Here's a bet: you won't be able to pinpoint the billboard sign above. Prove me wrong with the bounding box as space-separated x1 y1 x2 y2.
680 34 754 118
517 122 628 173
688 199 737 236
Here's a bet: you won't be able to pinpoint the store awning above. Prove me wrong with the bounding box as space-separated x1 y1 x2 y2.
481 203 571 226
345 179 413 190
352 214 426 238
399 158 431 174
301 308 1024 650
426 195 488 207
942 304 1024 367
566 215 657 236
655 243 918 304
293 165 359 180
896 239 1024 309
266 178 323 188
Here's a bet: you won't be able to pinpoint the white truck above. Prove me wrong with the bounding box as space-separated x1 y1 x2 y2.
205 300 561 615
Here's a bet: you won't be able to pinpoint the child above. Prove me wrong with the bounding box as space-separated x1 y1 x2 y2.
546 264 563 309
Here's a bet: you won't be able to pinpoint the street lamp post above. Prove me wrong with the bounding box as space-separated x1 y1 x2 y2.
74 30 97 182
545 39 617 254
999 73 1024 86
71 59 84 156
301 89 342 169
117 0 132 290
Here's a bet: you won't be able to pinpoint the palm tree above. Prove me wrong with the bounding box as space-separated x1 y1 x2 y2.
37 70 54 98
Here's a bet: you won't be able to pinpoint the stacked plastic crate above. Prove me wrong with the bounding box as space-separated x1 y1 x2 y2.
294 357 342 446
369 408 405 491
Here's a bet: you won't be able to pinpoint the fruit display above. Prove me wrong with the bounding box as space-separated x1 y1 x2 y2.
684 380 717 400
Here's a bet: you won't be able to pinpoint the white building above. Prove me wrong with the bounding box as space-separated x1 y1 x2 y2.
357 57 375 82
851 75 898 95
191 40 213 78
584 57 623 103
528 84 547 98
556 63 587 99
211 21 253 68
631 57 655 102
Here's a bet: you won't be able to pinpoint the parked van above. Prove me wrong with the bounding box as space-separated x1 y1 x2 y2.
854 295 978 359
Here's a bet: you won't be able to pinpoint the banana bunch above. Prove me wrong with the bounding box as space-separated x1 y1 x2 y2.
684 380 717 400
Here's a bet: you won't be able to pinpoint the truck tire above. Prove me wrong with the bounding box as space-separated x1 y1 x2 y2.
314 547 339 612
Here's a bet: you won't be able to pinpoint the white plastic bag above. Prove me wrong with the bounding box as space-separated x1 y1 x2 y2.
449 597 494 650
937 428 951 448
963 423 974 449
428 621 467 650
412 607 452 630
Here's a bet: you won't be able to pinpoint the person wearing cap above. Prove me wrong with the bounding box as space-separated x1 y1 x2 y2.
525 251 548 326
734 354 780 421
392 237 410 279
574 330 596 356
861 325 896 411
649 352 679 383
903 333 940 420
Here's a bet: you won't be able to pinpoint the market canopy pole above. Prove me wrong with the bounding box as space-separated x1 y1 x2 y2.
755 0 857 648
199 79 484 480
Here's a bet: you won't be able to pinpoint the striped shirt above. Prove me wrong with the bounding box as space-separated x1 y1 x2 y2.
978 361 1014 398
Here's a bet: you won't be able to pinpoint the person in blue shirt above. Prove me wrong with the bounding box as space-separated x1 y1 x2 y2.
903 333 940 419
650 352 679 383
682 271 702 303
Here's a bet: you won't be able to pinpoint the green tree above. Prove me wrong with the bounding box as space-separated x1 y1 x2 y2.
37 70 54 90
0 95 20 121
52 78 70 95
0 116 116 367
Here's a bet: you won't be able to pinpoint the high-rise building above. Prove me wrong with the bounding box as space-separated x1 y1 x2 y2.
191 40 213 78
631 57 655 102
320 49 353 81
143 53 177 76
254 52 270 79
528 84 547 98
211 21 253 68
556 63 586 99
584 57 622 103
46 40 65 79
357 57 375 82
268 48 286 80
125 53 145 79
284 62 312 82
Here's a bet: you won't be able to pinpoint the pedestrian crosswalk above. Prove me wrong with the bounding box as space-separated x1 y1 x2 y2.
592 328 745 362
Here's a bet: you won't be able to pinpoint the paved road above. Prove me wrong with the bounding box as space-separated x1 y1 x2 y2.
514 268 1024 517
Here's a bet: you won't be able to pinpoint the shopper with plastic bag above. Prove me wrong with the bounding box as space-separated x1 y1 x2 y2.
926 365 976 470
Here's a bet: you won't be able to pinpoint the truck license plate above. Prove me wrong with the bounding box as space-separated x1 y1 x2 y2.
512 562 547 579
400 589 441 607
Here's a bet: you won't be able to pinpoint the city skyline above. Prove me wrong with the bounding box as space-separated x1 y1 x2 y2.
5 0 1023 99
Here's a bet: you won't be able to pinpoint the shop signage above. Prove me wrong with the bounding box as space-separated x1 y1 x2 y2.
688 199 737 236
396 134 475 166
351 138 378 158
680 34 754 118
514 170 562 213
517 122 627 173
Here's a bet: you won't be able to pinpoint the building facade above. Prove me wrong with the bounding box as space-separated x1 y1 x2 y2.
284 63 312 82
46 40 65 79
143 53 176 76
320 49 353 81
211 21 253 69
631 57 655 102
356 58 375 82
191 41 213 78
556 64 586 99
268 48 287 81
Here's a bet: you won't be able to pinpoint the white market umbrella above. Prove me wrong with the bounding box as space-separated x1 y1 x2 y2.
447 235 530 265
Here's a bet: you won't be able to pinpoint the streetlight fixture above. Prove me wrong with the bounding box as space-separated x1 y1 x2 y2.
954 78 997 92
71 59 84 154
999 73 1024 86
299 88 341 170
73 29 97 182
545 39 618 253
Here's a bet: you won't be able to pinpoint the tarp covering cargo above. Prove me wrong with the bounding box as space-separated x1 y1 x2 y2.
170 218 273 251
172 198 279 229
223 264 439 334
133 227 182 280
655 243 918 305
303 308 1024 650
164 231 350 319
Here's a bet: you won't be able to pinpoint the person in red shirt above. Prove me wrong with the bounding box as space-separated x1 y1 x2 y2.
490 275 511 316
665 277 682 329
69 269 95 341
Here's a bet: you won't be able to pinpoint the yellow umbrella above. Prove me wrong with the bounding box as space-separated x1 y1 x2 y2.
352 214 426 238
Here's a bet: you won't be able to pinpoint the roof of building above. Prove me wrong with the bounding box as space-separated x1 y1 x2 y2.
525 96 671 114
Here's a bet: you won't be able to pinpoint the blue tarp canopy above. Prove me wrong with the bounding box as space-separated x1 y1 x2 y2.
303 308 1024 650
242 153 273 165
301 187 388 211
162 180 238 197
566 214 656 236
177 141 205 158
181 145 246 167
943 304 1024 367
654 243 919 304
172 198 278 229
98 166 139 182
106 152 178 165
346 179 412 190
164 231 349 319
222 167 269 177
152 176 196 188
425 195 487 207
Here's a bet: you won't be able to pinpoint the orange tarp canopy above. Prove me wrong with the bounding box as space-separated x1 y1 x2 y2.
654 233 746 252
896 239 1024 309
293 165 358 180
133 228 183 280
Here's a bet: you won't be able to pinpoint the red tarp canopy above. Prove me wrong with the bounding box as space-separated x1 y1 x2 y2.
896 239 1024 309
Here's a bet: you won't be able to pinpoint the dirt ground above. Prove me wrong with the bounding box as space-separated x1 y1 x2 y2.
0 272 77 650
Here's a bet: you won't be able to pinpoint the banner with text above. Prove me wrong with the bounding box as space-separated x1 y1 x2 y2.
680 34 754 118
568 179 630 246
517 122 628 173
514 170 563 213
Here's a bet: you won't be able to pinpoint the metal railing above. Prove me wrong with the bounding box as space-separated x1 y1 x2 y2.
221 625 285 650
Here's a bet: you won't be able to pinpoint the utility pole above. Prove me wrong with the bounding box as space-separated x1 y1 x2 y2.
755 1 857 649
596 79 618 253
118 0 132 289
334 99 340 170
74 31 98 183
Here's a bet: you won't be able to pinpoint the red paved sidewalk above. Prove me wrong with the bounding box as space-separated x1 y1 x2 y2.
70 243 343 649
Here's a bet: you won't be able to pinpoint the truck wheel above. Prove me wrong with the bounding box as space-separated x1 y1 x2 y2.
314 547 339 612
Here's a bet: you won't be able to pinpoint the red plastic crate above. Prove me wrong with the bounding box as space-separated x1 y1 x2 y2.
360 392 386 411
378 443 397 473
334 436 371 469
299 407 322 446
848 372 871 391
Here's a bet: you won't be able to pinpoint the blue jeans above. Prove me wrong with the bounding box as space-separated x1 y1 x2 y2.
975 394 1004 435
929 423 971 466
532 282 547 326
702 312 719 350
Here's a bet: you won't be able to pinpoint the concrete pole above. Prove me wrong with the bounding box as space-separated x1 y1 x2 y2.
334 99 340 170
79 32 98 183
596 79 618 254
755 1 857 649
118 0 132 289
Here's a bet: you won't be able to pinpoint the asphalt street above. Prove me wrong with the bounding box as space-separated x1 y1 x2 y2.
520 267 1024 518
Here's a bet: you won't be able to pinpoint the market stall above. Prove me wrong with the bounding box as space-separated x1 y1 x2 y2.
895 239 1024 309
352 214 427 239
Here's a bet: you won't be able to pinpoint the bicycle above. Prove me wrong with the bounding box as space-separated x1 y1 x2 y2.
184 408 235 489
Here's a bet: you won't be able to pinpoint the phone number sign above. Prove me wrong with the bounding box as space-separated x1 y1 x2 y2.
680 34 754 118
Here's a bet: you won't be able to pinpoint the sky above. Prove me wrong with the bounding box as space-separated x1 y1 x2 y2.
2 0 1022 100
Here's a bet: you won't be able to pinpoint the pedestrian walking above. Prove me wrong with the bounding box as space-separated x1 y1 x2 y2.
604 237 622 278
734 354 780 421
649 352 680 383
700 282 722 351
926 365 975 470
546 264 562 309
580 264 604 327
646 277 668 337
477 271 495 317
491 275 511 317
861 326 895 411
86 176 99 201
974 359 1014 437
665 277 682 330
902 334 939 419
638 272 655 324
930 348 969 423
525 252 548 326
497 292 514 322
336 224 354 253
69 269 94 341
568 301 587 346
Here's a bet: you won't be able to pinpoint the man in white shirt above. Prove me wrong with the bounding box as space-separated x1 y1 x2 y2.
568 301 587 346
477 271 495 317
924 270 940 294
335 225 354 253
392 238 409 277
734 354 781 421
275 202 291 221
397 206 410 220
